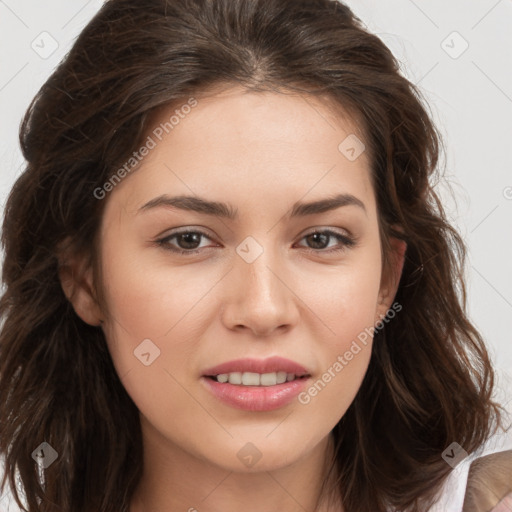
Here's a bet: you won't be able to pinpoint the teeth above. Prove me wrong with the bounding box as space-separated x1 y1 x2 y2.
242 372 260 386
276 371 287 384
228 372 242 385
260 373 276 386
214 371 300 386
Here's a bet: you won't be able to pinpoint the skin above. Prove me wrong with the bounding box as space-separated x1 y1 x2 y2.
60 84 405 512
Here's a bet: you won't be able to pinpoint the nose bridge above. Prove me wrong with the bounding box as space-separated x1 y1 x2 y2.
236 234 284 301
223 234 298 334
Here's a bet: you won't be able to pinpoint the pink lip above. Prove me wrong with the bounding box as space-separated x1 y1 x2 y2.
201 357 311 412
201 376 310 411
201 356 309 376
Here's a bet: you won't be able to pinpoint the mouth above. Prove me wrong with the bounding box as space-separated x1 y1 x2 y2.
200 357 312 411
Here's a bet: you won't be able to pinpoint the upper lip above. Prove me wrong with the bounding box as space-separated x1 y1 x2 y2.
202 356 310 377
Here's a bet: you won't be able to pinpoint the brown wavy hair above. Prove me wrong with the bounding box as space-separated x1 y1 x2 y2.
0 0 505 511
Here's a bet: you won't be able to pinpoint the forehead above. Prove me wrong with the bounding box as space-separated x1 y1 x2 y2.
105 85 376 218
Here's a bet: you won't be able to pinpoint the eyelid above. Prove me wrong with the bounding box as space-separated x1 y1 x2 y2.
299 226 353 240
155 225 216 240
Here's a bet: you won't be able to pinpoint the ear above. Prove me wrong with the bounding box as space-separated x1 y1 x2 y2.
375 236 407 322
57 240 104 327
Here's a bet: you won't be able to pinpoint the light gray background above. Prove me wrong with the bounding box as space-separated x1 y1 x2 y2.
0 1 511 509
0 2 511 378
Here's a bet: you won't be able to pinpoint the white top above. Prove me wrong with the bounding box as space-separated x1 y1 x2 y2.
1 370 511 512
428 366 512 512
428 420 512 512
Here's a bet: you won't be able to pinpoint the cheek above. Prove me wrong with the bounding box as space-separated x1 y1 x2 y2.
290 248 382 346
99 232 226 352
98 250 215 428
290 304 377 439
288 251 382 423
296 344 372 439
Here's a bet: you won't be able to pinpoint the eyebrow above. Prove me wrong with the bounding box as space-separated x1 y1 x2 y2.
138 193 366 219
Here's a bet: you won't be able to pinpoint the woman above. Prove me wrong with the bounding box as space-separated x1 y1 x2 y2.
0 0 510 511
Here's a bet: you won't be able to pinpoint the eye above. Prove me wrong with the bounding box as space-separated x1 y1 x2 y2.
295 229 356 254
156 229 216 255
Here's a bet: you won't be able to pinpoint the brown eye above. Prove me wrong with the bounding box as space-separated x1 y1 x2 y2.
157 229 216 255
296 229 356 254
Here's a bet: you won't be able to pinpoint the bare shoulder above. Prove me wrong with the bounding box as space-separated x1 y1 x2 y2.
463 449 512 512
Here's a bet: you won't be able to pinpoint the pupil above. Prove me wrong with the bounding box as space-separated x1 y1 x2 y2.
308 233 328 249
180 233 200 249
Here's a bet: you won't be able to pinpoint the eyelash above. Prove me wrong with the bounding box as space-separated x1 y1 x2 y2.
155 228 357 256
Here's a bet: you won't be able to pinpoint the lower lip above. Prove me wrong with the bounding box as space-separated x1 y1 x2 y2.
201 376 310 411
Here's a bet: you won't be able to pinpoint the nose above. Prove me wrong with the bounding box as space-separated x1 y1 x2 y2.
220 244 300 337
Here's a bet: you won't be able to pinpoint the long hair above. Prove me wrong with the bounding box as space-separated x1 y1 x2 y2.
0 0 504 511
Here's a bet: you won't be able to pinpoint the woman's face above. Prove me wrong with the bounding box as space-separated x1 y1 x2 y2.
87 85 401 473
